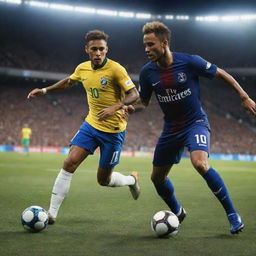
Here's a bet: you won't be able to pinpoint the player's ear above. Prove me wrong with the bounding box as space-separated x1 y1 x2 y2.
85 45 88 54
163 39 168 48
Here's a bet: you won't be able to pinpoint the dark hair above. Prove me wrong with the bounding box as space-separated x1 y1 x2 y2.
85 30 109 43
142 21 171 43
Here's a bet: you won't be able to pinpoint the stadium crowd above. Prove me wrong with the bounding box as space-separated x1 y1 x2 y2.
1 5 255 155
1 78 255 154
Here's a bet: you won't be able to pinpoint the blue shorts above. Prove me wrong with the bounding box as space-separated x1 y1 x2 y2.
70 122 125 170
153 124 210 166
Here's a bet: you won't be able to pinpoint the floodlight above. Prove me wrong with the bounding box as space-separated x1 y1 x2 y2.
136 13 151 19
96 9 118 16
118 11 134 18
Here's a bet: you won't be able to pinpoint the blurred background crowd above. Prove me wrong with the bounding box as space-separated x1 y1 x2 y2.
0 3 255 154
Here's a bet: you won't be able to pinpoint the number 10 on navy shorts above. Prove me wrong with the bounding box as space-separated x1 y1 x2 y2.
70 122 125 170
153 124 210 166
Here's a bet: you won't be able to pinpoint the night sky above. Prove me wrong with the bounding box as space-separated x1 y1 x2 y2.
44 0 256 15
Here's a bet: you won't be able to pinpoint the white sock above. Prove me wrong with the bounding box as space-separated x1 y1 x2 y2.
48 168 73 218
107 172 135 187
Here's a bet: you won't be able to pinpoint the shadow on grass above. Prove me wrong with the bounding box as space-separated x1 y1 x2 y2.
209 233 240 239
0 229 49 239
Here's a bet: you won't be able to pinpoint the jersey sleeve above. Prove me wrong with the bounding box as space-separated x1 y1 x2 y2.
70 64 82 82
139 67 153 100
114 64 135 92
189 55 217 79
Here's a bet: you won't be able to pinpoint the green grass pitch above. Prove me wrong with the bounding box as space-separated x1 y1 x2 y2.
0 152 255 256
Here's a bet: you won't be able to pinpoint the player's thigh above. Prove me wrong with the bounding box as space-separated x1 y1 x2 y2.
63 145 90 171
98 131 125 170
185 125 210 154
69 122 99 154
185 125 210 174
153 135 184 167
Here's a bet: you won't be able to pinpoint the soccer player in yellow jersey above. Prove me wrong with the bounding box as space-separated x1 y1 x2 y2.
27 30 140 224
21 124 32 154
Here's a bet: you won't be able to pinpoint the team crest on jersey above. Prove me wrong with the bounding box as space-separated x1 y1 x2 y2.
177 72 187 83
101 77 108 88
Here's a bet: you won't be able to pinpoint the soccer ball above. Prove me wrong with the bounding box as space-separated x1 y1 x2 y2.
151 210 180 237
21 206 49 232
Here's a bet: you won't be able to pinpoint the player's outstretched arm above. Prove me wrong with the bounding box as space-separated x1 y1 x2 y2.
27 77 76 99
216 68 256 116
97 87 139 121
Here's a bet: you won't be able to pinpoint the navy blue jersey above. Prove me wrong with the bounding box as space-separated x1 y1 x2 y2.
139 52 217 135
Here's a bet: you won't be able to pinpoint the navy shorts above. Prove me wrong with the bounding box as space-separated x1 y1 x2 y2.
70 122 125 170
153 124 210 166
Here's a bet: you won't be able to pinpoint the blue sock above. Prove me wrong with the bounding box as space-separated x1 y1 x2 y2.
154 178 181 214
203 167 236 215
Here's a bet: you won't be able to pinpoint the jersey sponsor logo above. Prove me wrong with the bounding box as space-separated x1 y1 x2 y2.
125 80 132 86
177 72 187 83
152 81 160 86
206 62 212 69
157 88 191 103
101 77 108 88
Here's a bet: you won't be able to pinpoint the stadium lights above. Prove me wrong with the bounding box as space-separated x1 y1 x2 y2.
26 1 48 8
118 11 134 18
165 15 174 20
96 9 118 16
1 0 256 22
74 7 95 14
240 14 256 20
1 0 21 4
196 16 219 22
136 13 151 19
49 3 74 11
176 15 190 20
196 14 256 22
221 15 242 22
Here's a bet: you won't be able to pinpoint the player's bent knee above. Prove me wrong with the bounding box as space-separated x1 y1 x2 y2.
151 174 165 185
193 159 209 174
63 158 79 173
97 177 109 186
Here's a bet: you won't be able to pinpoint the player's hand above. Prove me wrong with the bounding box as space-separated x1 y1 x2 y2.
122 105 135 120
97 105 117 121
124 105 135 114
241 98 256 116
27 88 45 99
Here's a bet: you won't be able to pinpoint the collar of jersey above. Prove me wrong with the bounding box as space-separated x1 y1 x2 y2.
92 58 108 70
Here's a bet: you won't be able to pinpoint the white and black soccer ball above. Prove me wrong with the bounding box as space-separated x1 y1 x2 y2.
151 210 180 237
21 205 49 232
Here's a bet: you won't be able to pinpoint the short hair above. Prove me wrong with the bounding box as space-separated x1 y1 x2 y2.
142 21 171 43
85 30 109 44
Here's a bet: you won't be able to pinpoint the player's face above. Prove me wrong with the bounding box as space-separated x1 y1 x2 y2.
86 39 108 67
143 33 166 62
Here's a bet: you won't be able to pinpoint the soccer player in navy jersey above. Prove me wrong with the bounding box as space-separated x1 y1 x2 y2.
139 21 256 234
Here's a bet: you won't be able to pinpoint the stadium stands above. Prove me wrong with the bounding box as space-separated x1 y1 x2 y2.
0 5 255 154
0 77 255 154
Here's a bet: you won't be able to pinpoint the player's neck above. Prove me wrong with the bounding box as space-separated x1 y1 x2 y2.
91 57 108 70
157 50 173 69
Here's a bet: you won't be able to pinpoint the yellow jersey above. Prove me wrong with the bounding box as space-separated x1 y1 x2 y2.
70 58 135 133
21 128 32 139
